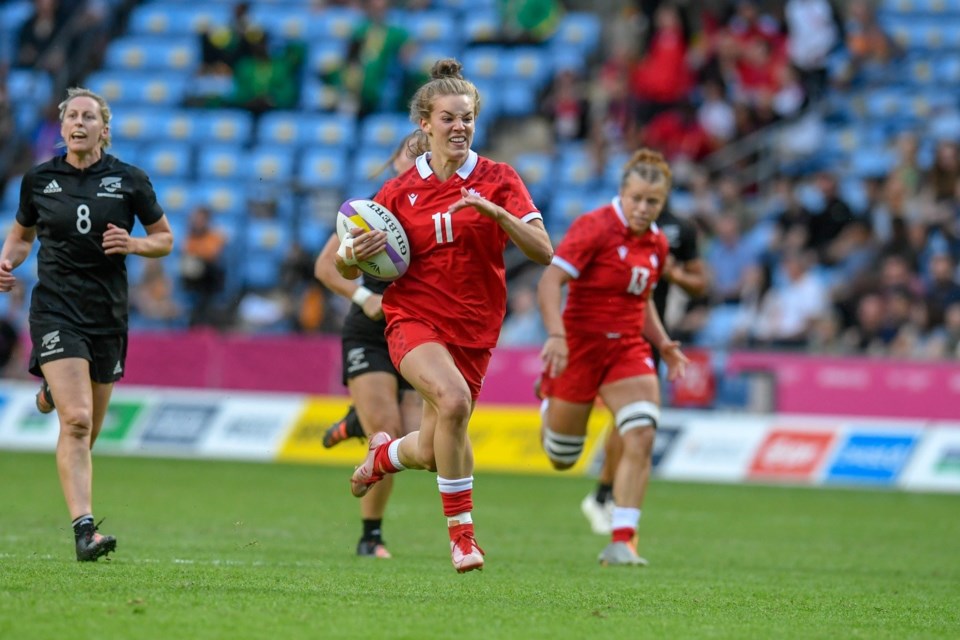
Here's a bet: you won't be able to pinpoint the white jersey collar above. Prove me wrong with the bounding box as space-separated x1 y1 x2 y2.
416 150 479 180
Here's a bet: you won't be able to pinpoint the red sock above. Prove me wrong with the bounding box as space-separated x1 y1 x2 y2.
373 440 399 474
612 527 635 544
441 489 473 517
448 522 475 542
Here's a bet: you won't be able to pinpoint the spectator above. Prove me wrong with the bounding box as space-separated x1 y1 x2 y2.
541 69 590 144
924 140 960 203
837 0 900 87
132 260 183 328
497 0 564 44
752 249 829 348
705 212 755 305
806 171 855 265
14 0 72 74
198 1 257 77
324 0 414 117
697 78 737 148
179 206 226 327
229 31 305 117
924 252 960 327
498 284 546 347
630 3 694 123
783 0 842 104
641 101 715 162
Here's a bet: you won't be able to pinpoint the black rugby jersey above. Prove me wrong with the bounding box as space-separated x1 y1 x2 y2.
652 207 699 318
16 153 165 333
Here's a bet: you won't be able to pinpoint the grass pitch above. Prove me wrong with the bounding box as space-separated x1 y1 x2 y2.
1 450 957 640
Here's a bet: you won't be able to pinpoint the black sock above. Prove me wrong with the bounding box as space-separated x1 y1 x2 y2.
344 407 365 439
595 483 613 505
72 515 94 540
361 519 383 542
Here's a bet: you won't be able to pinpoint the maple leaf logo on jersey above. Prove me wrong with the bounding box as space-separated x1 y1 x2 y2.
100 177 122 193
467 188 483 199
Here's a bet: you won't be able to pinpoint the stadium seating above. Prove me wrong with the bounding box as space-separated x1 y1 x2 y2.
103 36 199 72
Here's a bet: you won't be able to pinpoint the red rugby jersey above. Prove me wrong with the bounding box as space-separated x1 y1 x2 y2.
375 150 541 348
552 199 669 337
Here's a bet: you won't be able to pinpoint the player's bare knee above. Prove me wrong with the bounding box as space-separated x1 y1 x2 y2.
435 389 472 424
59 410 93 439
542 426 585 470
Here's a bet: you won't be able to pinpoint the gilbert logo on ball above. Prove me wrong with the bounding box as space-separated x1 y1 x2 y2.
336 198 411 281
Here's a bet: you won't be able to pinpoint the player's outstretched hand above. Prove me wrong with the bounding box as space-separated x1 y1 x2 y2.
0 259 16 292
102 223 134 255
660 340 689 382
448 187 500 221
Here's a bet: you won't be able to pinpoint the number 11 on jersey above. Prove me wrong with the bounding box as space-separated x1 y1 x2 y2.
433 212 454 244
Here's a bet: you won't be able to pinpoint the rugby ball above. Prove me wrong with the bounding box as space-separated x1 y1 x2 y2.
336 198 410 281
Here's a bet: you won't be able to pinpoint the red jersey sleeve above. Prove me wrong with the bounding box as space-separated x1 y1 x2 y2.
494 164 541 222
552 209 604 277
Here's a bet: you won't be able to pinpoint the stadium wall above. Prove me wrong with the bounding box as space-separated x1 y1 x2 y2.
0 380 957 494
120 332 960 419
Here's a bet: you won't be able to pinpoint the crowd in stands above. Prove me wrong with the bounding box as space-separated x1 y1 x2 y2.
1 0 959 363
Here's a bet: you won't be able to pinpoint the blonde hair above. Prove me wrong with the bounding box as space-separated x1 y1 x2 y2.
58 87 112 150
408 58 482 125
621 148 672 190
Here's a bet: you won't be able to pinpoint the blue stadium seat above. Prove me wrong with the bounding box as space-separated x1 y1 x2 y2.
248 146 296 184
555 147 599 190
935 56 960 82
249 5 310 40
151 179 194 216
192 110 254 144
139 142 193 179
549 12 602 58
110 109 155 142
240 251 284 292
1 175 21 213
7 69 53 106
306 40 348 78
192 181 248 216
197 144 244 180
499 80 538 117
359 113 415 150
350 147 394 185
463 9 500 43
106 141 141 163
104 36 199 72
298 148 350 190
299 79 340 112
850 147 898 178
462 46 505 82
513 152 553 205
504 46 552 89
404 10 460 45
0 1 32 33
86 71 189 107
305 7 363 41
546 188 608 236
128 3 231 36
258 111 357 147
471 78 502 120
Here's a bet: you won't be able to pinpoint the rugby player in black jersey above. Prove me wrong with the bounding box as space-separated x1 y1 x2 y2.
0 88 174 561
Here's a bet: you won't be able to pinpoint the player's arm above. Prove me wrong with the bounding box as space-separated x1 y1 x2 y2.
537 263 573 378
643 293 688 381
0 221 37 292
664 256 709 298
447 187 553 265
106 216 174 258
315 233 383 320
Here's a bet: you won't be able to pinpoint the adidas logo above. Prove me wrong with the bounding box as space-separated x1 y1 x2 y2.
43 180 62 194
113 361 123 375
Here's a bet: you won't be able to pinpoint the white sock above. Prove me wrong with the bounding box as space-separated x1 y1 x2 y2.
387 439 406 471
611 507 641 532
